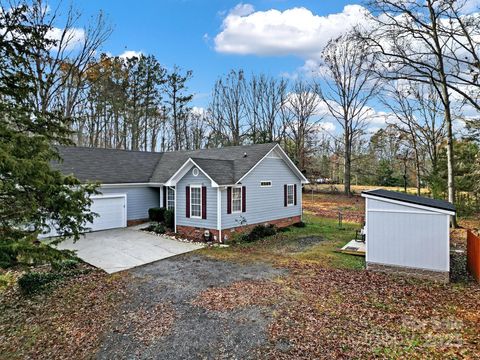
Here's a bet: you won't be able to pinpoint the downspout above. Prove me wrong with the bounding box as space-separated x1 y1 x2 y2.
217 187 222 243
301 183 304 222
174 186 177 233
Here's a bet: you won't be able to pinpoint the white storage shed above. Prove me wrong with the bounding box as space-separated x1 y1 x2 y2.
361 189 455 283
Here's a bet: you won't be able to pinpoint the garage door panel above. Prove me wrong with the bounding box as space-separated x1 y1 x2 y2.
88 195 126 232
40 195 126 238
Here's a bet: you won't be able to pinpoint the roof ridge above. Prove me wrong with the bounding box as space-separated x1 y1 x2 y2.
57 145 165 155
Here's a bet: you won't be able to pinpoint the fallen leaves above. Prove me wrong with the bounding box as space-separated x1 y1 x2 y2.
0 268 128 360
113 302 175 345
190 262 480 359
191 280 284 311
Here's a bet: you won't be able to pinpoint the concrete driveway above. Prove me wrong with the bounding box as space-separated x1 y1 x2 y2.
56 227 203 273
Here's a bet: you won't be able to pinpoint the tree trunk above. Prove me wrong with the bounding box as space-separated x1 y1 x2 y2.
344 126 351 196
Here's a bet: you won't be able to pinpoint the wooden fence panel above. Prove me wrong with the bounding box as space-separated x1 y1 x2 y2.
467 230 480 282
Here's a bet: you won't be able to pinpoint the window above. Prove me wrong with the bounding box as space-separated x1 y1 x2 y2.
192 168 199 177
260 181 272 187
287 184 295 206
232 187 242 213
167 187 175 210
190 186 201 218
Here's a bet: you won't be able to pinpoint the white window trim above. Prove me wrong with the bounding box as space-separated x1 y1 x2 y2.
260 180 272 187
167 187 175 210
190 185 202 219
231 186 243 214
287 184 295 206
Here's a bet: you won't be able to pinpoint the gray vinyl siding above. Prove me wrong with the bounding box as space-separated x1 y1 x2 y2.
100 186 159 220
176 167 217 229
221 157 301 229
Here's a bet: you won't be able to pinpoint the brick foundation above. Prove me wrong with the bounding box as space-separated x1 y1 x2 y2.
176 215 302 243
127 218 149 226
367 262 449 283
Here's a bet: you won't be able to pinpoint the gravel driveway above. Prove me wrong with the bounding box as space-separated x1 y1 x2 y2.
97 253 286 359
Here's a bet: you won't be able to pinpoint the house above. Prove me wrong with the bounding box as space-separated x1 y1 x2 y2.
52 143 308 241
361 189 456 283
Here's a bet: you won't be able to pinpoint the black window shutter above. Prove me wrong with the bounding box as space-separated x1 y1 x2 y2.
163 186 167 208
284 184 287 207
202 186 207 219
186 186 190 218
227 187 232 214
294 184 297 205
242 186 246 212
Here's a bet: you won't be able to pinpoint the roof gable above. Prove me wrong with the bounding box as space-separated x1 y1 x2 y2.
150 143 278 185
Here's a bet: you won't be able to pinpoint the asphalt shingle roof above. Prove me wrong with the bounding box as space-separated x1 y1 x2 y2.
362 189 456 212
54 143 277 185
54 146 162 184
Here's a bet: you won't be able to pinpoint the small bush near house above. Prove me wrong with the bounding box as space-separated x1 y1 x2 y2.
242 224 277 242
164 209 174 230
154 224 166 234
293 221 306 228
148 207 166 222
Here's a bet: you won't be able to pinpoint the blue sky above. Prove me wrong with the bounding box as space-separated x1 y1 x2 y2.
78 0 363 108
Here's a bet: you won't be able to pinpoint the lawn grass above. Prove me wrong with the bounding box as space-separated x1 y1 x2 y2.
199 213 365 270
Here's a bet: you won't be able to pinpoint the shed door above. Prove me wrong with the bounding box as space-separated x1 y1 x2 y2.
87 195 126 231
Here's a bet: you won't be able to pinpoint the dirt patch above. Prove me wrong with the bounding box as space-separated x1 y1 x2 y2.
290 236 325 251
97 253 287 359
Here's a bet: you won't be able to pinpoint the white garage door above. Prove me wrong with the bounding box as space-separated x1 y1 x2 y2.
87 194 126 231
40 194 126 238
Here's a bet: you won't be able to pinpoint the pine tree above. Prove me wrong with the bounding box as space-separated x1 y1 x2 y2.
0 2 98 268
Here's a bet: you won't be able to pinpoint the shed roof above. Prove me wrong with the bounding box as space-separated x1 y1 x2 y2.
362 189 455 212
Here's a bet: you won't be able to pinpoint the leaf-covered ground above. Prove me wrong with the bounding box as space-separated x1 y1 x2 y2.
1 210 479 359
196 215 480 358
0 267 129 360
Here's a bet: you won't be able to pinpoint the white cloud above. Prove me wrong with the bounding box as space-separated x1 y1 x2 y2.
229 3 255 17
214 4 370 59
119 50 143 59
47 27 85 51
191 106 207 116
319 121 336 132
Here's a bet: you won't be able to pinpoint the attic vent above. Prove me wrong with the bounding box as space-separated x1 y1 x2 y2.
243 152 247 158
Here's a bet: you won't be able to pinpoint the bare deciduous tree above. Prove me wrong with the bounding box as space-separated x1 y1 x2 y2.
317 33 380 196
362 0 479 225
284 80 321 172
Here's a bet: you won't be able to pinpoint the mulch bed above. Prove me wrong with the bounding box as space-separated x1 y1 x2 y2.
192 262 480 359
